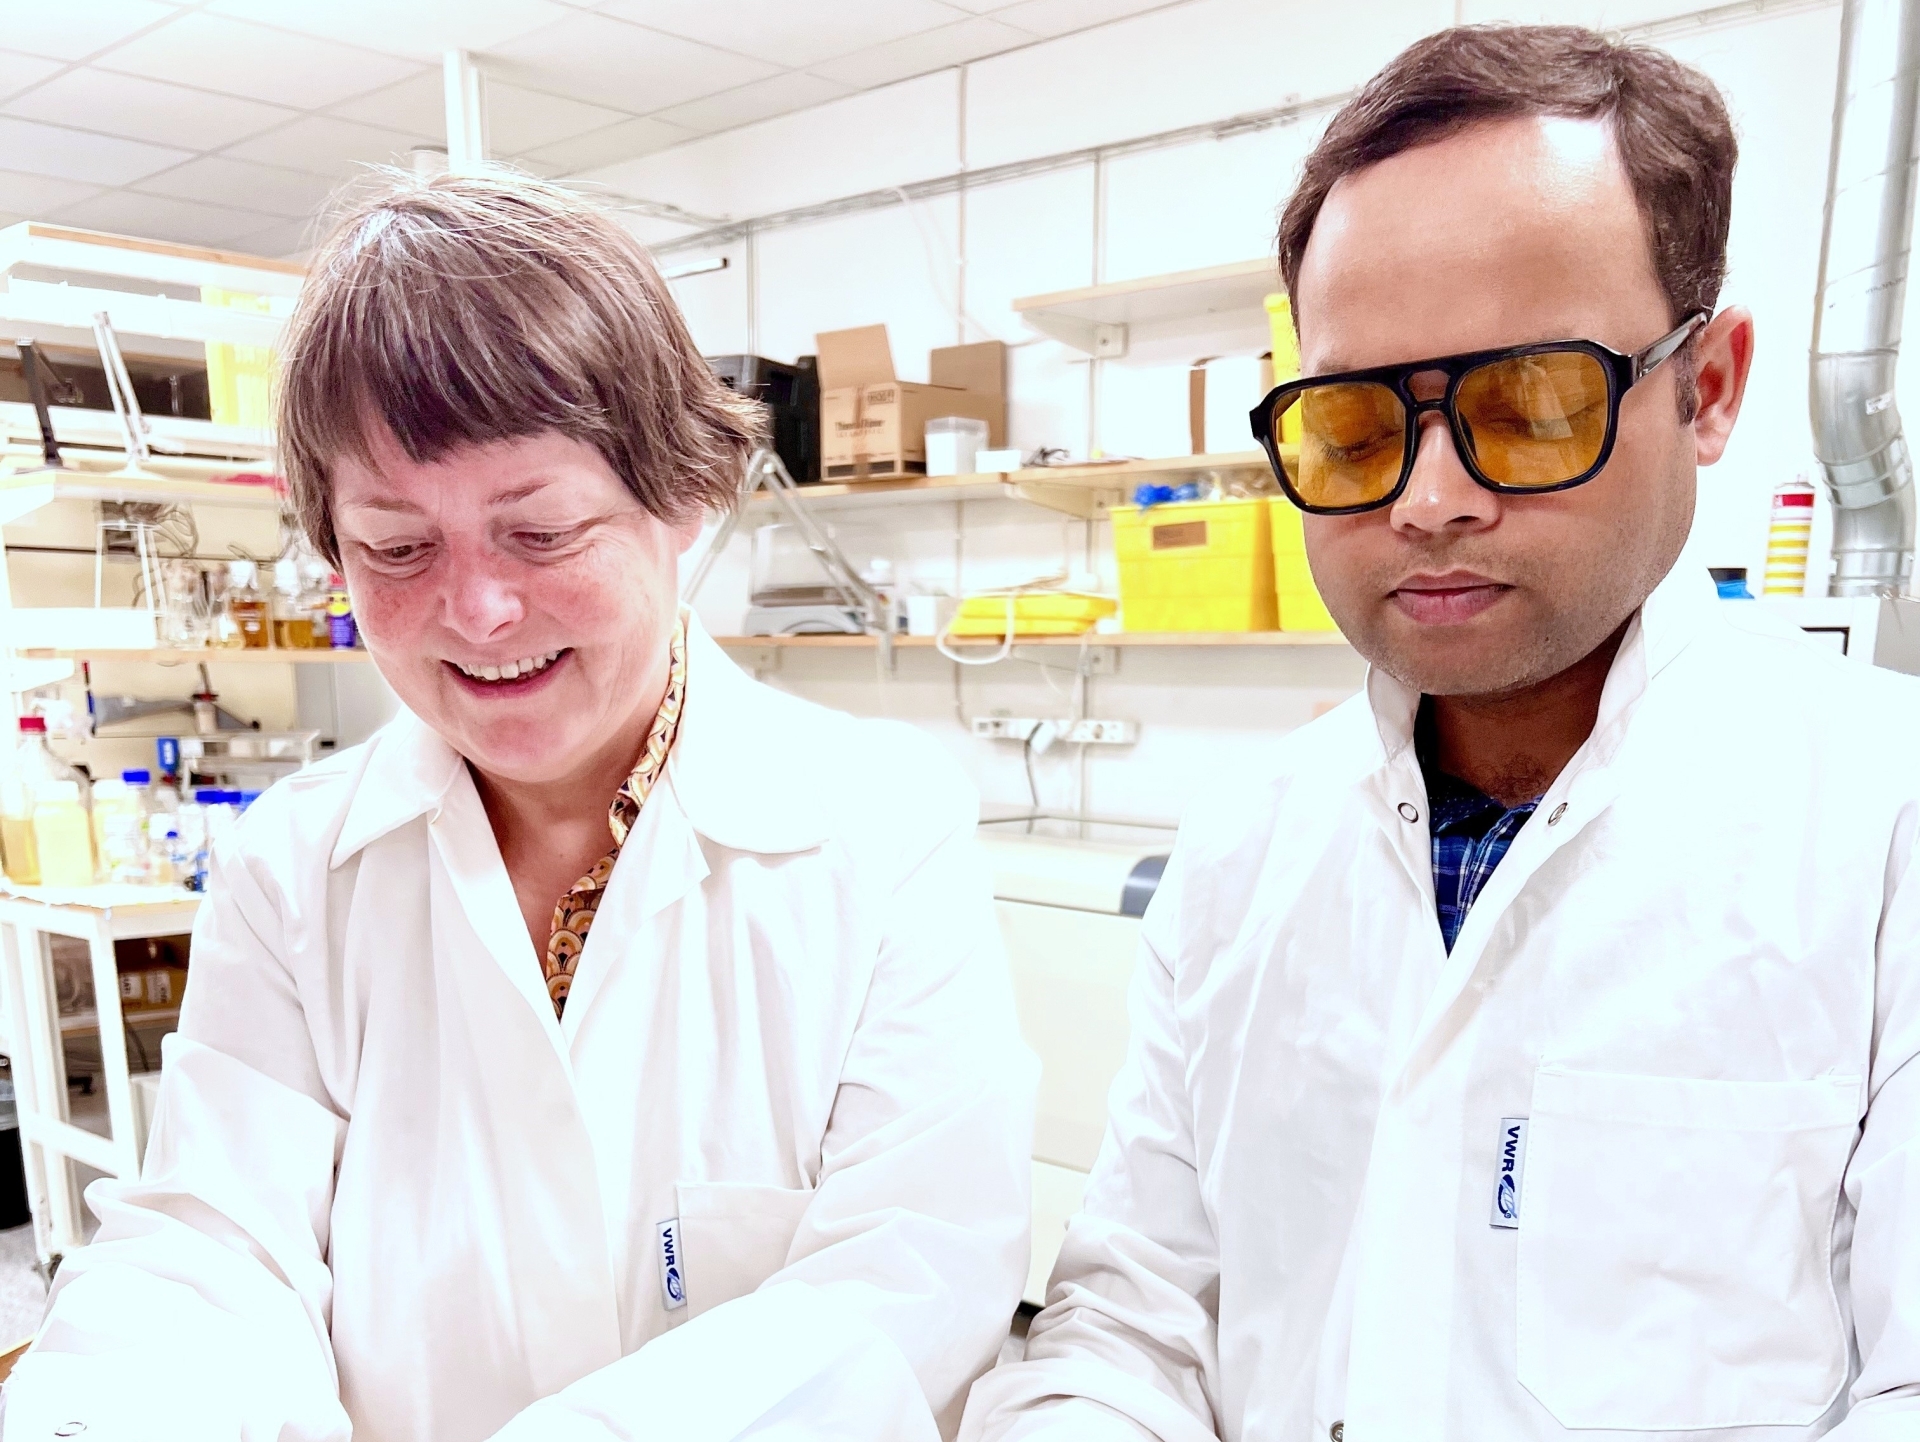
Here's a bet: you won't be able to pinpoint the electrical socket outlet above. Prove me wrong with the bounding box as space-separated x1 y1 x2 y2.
1065 719 1138 745
971 716 1041 741
970 716 1138 745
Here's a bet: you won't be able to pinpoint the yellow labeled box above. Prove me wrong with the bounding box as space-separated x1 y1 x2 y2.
1113 498 1277 632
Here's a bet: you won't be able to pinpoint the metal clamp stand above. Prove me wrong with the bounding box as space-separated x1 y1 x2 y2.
88 314 173 618
13 342 65 474
685 448 895 667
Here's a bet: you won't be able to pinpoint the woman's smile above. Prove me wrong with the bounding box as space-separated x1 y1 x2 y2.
444 647 573 698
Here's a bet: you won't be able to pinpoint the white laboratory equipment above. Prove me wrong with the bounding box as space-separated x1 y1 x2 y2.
978 814 1173 1307
1757 594 1920 671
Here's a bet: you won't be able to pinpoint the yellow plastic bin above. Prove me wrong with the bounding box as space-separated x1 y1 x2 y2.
1264 293 1303 445
1113 497 1277 632
1268 497 1339 632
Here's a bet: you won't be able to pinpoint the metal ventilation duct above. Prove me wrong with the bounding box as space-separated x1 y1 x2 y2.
1812 0 1920 595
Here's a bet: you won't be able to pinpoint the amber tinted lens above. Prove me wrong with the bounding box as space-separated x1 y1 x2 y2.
1455 350 1611 488
1280 381 1408 510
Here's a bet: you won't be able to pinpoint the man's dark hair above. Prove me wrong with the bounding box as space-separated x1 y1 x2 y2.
1278 24 1737 337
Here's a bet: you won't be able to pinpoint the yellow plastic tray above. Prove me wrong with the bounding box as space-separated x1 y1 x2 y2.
949 591 1117 637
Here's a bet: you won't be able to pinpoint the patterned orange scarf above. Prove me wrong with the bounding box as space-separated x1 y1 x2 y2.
541 615 687 1018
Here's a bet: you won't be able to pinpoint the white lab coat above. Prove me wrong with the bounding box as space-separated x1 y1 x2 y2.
963 566 1920 1442
7 619 1036 1442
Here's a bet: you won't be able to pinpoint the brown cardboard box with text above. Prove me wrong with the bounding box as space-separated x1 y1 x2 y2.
816 325 1006 479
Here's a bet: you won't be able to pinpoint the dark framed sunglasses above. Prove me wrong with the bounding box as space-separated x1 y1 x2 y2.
1249 311 1709 515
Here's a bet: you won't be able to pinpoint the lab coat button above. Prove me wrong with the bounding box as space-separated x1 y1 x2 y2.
1397 802 1419 823
54 1426 86 1437
1548 802 1567 825
1330 1424 1344 1441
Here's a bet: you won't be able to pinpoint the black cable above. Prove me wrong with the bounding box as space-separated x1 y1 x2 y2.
123 1017 151 1073
1023 728 1039 833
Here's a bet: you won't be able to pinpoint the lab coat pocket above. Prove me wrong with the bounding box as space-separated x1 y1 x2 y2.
1515 1067 1860 1431
675 1181 814 1321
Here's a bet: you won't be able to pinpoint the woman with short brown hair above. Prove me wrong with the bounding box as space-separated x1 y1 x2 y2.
7 173 1035 1442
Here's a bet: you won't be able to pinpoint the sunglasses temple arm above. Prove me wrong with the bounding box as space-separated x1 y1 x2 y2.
1632 310 1710 382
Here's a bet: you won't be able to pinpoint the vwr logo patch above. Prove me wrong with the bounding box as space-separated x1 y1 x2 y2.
657 1218 687 1311
1490 1118 1529 1229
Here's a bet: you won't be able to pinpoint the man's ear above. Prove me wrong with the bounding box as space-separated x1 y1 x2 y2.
1692 306 1755 466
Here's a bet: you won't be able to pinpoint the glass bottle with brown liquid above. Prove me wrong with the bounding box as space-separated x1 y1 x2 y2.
271 558 325 648
226 560 270 649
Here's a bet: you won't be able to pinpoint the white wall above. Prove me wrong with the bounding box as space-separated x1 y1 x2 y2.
617 0 1851 824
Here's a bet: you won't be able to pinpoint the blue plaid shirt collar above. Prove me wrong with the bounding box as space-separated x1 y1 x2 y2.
1418 712 1539 953
1425 771 1536 951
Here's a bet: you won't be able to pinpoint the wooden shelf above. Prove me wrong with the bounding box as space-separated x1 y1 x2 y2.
0 466 283 526
1014 259 1279 354
715 631 1347 650
749 450 1283 519
0 221 300 353
2 406 277 465
1005 451 1274 518
28 647 369 664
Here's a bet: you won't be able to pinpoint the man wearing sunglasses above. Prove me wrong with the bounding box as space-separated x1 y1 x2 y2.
965 22 1920 1442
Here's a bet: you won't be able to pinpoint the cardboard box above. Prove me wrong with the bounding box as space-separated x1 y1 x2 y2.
816 325 1005 480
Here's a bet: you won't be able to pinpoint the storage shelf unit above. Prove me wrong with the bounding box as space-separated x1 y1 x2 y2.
1014 259 1279 354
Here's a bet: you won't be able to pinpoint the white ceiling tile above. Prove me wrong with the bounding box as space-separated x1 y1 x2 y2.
520 115 697 174
328 71 445 137
505 154 567 180
0 169 107 216
97 13 424 110
987 0 1185 38
6 0 179 62
652 71 851 136
47 190 285 247
600 0 968 68
0 116 191 185
134 155 344 218
493 12 779 113
810 16 1038 87
224 115 430 177
0 51 67 104
206 0 573 62
223 214 321 261
3 68 298 151
340 73 653 154
487 84 634 154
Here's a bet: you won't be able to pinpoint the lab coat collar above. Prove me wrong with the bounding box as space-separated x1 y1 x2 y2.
329 614 832 871
330 707 465 868
1362 553 1722 762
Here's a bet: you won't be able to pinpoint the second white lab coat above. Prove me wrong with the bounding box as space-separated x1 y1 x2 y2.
7 619 1036 1442
963 567 1920 1441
